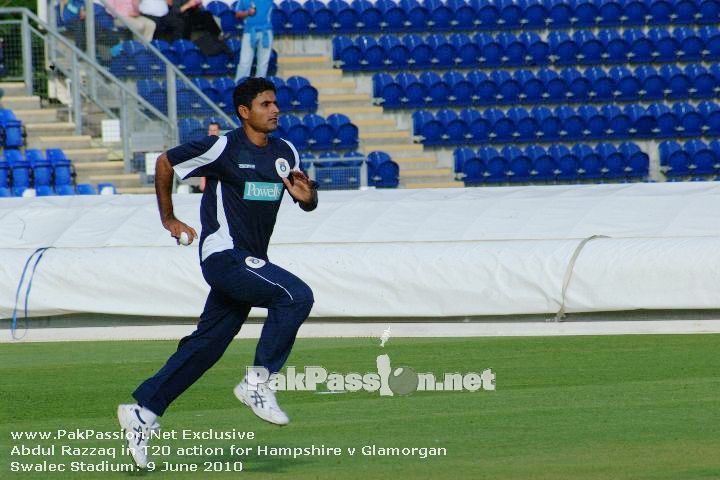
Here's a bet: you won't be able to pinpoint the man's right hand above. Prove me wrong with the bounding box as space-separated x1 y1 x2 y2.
163 218 198 245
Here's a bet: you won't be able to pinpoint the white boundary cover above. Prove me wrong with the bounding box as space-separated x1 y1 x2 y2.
1 182 719 319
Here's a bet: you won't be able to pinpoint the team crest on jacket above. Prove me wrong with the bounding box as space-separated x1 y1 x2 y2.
275 158 290 178
245 256 267 269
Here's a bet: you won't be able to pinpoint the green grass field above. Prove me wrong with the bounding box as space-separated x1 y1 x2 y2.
2 334 720 479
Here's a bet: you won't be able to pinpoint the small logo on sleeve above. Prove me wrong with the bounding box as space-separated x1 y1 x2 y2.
243 182 283 201
245 257 267 268
275 158 291 178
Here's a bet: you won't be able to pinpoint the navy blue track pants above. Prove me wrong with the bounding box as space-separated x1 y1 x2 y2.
133 249 314 416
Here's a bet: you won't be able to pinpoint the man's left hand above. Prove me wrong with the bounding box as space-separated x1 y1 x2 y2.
283 171 317 210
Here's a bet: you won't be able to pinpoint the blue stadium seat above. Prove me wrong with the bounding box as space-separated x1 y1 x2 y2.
562 67 591 101
76 183 97 195
647 103 676 136
700 26 720 58
436 109 465 143
545 0 573 28
686 139 716 175
573 0 600 27
698 101 720 134
420 72 450 105
0 109 24 148
479 147 507 183
379 35 410 69
327 113 358 149
516 69 543 102
660 140 691 176
504 145 532 181
450 33 479 67
191 78 217 113
398 73 427 107
304 114 334 149
424 0 453 29
625 28 653 63
137 79 166 113
357 35 383 69
475 33 503 67
548 31 578 64
179 118 205 143
3 148 23 164
172 39 204 76
468 70 495 104
609 66 639 100
532 106 561 140
427 34 457 67
333 36 360 69
602 104 631 137
624 104 653 135
287 76 318 112
454 147 476 177
498 32 526 66
575 30 603 64
579 105 607 137
491 70 520 103
574 143 603 180
474 0 500 29
486 107 514 141
649 28 678 62
283 114 312 149
207 1 237 34
377 0 406 30
280 0 311 34
623 0 650 25
497 0 523 28
598 29 628 63
636 65 665 100
413 110 443 144
461 108 491 141
444 71 474 105
527 144 557 181
537 68 566 101
598 0 623 26
25 149 45 165
53 159 74 187
661 65 691 100
213 77 236 113
35 185 53 196
699 0 720 24
556 106 584 139
354 0 382 32
507 106 537 140
0 160 9 189
675 27 703 61
596 142 626 179
32 162 53 187
449 0 477 28
366 151 399 187
404 34 434 67
687 64 716 98
10 163 31 192
673 102 703 135
56 184 75 196
400 0 430 30
550 144 579 181
306 0 335 33
520 31 550 64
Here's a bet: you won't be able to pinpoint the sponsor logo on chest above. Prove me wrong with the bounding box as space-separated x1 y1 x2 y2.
243 181 282 201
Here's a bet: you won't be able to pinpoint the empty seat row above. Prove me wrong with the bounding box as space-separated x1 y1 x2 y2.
277 113 359 151
660 139 720 176
0 183 116 198
139 74 316 117
455 142 649 184
413 102 720 145
299 150 399 189
374 63 720 109
0 154 75 194
333 27 720 71
111 39 277 78
270 0 720 35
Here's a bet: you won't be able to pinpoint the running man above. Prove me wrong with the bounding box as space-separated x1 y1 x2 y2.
118 77 318 468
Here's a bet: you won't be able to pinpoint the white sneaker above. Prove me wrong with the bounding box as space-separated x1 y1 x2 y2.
117 404 160 468
234 378 290 426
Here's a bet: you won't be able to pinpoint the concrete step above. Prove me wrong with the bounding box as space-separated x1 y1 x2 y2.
400 167 452 178
362 143 424 155
393 155 438 169
353 117 397 132
25 122 76 137
402 180 464 189
280 68 342 82
73 160 125 176
30 135 93 150
313 80 357 95
11 108 59 123
319 93 371 108
278 55 331 66
83 172 143 188
117 186 155 194
62 147 110 162
0 95 41 110
0 82 28 97
320 105 383 119
360 130 411 142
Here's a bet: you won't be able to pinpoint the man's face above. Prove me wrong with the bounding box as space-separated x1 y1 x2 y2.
240 90 280 134
207 124 220 136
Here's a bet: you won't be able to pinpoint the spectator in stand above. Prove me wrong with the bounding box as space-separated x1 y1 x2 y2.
105 0 156 42
139 0 184 41
172 0 230 56
233 0 274 81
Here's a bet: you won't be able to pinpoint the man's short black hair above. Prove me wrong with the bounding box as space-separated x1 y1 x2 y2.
233 78 276 114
